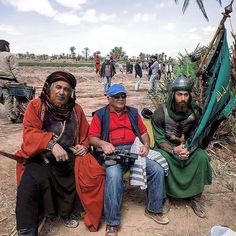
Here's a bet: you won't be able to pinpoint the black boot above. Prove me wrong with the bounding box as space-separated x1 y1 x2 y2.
18 228 38 236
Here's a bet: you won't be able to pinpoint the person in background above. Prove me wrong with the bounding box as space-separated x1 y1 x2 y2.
100 56 116 95
95 54 101 74
0 39 21 123
148 56 160 93
134 59 142 91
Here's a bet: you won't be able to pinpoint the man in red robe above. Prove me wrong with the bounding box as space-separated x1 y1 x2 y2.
15 71 105 235
95 54 100 74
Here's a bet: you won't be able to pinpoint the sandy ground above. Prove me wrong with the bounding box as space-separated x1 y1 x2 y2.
0 67 235 236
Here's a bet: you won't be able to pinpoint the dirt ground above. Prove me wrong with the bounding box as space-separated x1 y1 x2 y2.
0 67 235 236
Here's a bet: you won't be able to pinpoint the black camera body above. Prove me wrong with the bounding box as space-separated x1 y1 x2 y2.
96 148 138 166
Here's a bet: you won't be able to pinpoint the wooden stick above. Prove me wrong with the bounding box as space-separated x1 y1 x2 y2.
0 217 7 223
38 217 46 235
197 0 234 75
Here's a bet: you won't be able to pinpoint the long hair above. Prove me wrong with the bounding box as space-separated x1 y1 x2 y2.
0 40 9 52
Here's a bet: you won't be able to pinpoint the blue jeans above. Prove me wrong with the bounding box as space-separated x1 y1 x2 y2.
104 158 165 226
103 76 111 94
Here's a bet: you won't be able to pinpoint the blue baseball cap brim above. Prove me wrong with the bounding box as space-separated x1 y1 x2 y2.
106 84 127 96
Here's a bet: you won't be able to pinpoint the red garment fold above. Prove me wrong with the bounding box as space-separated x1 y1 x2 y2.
74 153 105 232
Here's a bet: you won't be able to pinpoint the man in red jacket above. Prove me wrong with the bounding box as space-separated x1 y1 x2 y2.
15 71 104 235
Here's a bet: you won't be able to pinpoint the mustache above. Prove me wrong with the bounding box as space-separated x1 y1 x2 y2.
56 95 66 99
177 101 187 105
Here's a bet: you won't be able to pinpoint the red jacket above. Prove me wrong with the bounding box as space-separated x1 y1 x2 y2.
15 98 105 231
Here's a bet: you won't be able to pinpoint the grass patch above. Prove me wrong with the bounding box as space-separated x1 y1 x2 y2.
19 61 94 67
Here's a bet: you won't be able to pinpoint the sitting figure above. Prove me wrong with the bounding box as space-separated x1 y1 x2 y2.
151 75 212 218
89 84 169 236
15 71 104 235
0 39 21 123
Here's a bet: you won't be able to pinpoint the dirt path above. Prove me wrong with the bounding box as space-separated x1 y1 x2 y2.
0 67 235 236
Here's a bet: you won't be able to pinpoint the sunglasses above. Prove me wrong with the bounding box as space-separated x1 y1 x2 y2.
111 93 127 99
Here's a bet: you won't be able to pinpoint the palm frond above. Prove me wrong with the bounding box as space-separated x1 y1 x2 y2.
182 0 190 13
216 0 222 6
196 0 209 21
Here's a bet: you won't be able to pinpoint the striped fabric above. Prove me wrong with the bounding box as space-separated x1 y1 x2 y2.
130 137 168 190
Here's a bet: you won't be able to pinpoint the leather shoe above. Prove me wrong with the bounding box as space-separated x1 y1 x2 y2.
163 198 171 214
105 225 118 236
145 209 169 225
189 197 207 218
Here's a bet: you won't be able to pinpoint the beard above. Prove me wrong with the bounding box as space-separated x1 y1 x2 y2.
50 94 68 108
175 101 188 113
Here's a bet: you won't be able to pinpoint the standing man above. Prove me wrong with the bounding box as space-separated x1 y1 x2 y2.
95 54 101 74
151 75 212 218
89 84 169 236
134 59 142 91
15 71 105 235
148 56 160 93
0 39 20 122
100 56 116 95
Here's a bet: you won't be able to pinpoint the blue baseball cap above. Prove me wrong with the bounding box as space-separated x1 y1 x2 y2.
106 84 127 96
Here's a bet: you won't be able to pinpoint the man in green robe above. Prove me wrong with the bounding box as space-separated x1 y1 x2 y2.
151 75 212 218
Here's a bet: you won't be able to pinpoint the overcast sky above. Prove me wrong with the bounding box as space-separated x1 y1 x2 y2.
0 0 235 58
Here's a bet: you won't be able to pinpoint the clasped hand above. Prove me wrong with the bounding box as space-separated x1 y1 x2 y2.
52 143 88 162
173 144 189 160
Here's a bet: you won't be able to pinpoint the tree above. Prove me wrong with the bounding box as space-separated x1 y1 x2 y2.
139 52 146 61
175 0 222 21
69 46 76 59
93 51 101 57
82 47 90 61
110 46 126 60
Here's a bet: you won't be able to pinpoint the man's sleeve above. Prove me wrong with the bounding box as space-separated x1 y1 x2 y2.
9 54 20 80
16 99 53 158
151 107 167 145
137 114 147 135
89 114 101 138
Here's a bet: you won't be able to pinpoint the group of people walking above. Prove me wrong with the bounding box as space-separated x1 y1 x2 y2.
95 55 173 96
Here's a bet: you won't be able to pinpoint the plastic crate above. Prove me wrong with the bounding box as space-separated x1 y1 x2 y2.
8 83 35 99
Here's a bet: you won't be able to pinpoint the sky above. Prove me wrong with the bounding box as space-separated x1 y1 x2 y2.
0 0 236 58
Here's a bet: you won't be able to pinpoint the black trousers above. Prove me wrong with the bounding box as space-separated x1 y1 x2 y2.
16 153 80 229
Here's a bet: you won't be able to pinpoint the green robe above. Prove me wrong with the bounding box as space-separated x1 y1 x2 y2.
152 101 212 198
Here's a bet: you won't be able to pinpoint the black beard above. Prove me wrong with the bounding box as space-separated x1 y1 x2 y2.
175 102 188 113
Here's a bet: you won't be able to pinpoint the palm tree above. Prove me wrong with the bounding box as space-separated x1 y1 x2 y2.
93 51 101 57
69 46 76 59
175 0 222 21
82 47 90 61
110 46 126 60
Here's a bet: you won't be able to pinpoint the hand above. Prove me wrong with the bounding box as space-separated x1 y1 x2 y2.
73 144 88 156
52 143 68 162
173 144 189 160
139 144 149 157
101 142 115 155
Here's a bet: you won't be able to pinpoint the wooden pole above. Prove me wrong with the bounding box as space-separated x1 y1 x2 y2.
197 0 234 75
